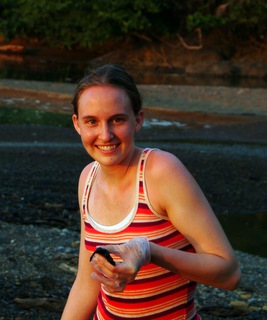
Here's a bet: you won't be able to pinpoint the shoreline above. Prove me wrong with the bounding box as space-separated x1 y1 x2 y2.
1 78 267 116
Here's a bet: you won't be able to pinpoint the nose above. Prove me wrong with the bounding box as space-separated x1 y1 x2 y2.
99 122 113 141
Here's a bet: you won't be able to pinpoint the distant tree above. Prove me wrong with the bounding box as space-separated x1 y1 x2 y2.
0 0 266 48
186 0 267 39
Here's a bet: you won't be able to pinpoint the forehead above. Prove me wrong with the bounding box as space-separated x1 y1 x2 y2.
80 85 129 104
78 85 133 117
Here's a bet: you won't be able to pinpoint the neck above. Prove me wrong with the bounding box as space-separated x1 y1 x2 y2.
98 147 141 186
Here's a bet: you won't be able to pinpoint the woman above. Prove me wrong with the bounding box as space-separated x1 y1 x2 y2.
61 64 240 319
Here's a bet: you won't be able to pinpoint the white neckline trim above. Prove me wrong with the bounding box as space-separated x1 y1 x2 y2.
84 152 143 234
89 206 135 232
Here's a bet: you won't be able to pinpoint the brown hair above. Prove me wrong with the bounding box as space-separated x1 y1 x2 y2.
72 64 143 116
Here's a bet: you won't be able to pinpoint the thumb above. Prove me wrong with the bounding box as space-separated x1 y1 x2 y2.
105 244 124 257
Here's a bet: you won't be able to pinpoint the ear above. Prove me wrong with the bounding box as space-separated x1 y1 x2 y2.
72 114 81 135
135 110 144 132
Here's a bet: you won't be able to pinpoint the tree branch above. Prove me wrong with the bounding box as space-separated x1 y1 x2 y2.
176 28 203 50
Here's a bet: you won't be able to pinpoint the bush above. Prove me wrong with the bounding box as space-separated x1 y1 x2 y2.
0 0 266 48
186 0 267 39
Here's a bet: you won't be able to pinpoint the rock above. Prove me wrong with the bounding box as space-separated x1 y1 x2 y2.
230 300 249 310
59 263 78 274
14 297 64 312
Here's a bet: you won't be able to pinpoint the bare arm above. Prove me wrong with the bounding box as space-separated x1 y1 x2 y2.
147 150 240 290
87 151 240 293
61 164 100 319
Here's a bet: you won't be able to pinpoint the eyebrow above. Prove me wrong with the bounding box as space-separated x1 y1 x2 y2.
81 113 128 120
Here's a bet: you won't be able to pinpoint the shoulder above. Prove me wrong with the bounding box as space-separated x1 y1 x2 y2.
144 149 194 215
79 161 96 182
146 149 188 179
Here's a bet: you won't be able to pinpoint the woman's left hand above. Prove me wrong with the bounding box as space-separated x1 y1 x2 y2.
90 237 151 292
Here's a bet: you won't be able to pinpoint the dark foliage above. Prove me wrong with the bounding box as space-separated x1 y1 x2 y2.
0 0 266 48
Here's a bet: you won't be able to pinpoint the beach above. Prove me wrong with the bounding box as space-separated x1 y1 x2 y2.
0 80 266 319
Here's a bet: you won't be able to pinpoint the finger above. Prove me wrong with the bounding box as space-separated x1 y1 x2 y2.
93 247 116 266
110 262 137 284
91 252 115 269
103 281 127 293
90 253 116 278
91 272 124 292
91 271 113 282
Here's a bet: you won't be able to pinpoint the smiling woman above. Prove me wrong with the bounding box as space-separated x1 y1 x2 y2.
61 64 240 320
72 85 144 167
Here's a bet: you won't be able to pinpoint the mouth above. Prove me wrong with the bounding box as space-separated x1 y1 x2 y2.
97 144 119 151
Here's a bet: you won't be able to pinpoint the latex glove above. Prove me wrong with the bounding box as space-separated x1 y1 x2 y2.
90 237 151 292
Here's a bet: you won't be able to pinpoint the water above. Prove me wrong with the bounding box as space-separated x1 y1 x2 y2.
219 212 267 258
1 52 267 88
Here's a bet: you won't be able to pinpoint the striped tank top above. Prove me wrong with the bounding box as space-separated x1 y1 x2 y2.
82 148 201 320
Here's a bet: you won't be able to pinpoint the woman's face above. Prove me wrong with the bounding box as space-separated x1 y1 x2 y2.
72 85 143 167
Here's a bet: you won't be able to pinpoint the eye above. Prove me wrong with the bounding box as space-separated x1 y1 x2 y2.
112 117 125 124
87 119 97 125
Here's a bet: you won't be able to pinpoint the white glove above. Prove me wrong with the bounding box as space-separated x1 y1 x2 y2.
90 237 151 292
106 236 151 269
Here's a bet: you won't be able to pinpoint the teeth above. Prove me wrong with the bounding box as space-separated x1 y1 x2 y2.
98 145 117 151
